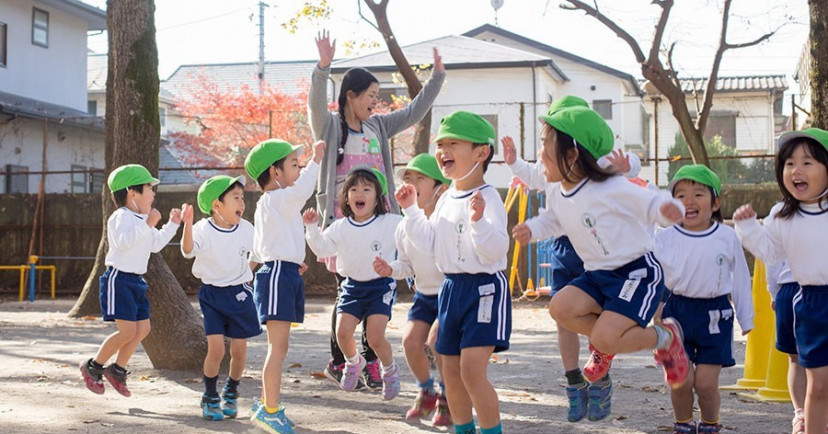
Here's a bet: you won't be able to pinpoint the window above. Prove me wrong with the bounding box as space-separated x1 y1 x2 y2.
90 170 105 193
0 22 7 67
71 165 88 193
593 100 613 120
159 107 166 127
378 88 400 106
479 114 499 153
87 100 97 116
32 8 49 47
703 113 737 148
5 165 29 193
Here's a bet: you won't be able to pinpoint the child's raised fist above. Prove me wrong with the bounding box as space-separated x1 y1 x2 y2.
373 256 392 277
181 203 194 225
660 202 684 224
312 140 326 163
169 207 182 225
732 204 756 221
302 208 319 225
469 190 485 222
147 208 162 227
395 184 417 209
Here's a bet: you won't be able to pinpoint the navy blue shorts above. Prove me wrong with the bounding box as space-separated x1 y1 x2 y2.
568 253 664 327
436 272 511 356
337 277 396 319
775 282 799 355
408 292 439 324
663 293 735 367
254 261 305 324
99 267 149 322
794 285 828 368
199 282 262 339
548 236 585 295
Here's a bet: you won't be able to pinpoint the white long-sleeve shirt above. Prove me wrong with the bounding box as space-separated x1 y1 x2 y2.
524 176 684 271
306 213 403 281
403 184 509 275
735 202 828 286
181 218 254 287
253 161 319 264
105 207 180 274
387 223 444 296
655 222 754 332
765 260 794 301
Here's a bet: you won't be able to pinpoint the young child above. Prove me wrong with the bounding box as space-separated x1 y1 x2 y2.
373 153 452 425
733 128 828 434
80 164 181 397
245 138 325 434
179 175 261 421
398 111 510 434
654 165 753 434
310 30 445 388
766 260 807 434
511 105 690 396
303 167 403 401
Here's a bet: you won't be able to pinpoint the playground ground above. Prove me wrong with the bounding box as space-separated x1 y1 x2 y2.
0 295 791 433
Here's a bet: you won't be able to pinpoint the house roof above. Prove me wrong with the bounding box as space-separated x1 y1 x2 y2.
329 35 567 79
649 75 788 94
88 53 177 103
0 90 103 130
158 142 201 185
163 60 317 99
463 24 642 96
37 0 107 31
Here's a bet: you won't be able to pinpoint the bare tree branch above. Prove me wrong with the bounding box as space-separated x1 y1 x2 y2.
560 0 646 63
697 0 733 134
357 0 382 33
648 0 674 63
725 23 787 49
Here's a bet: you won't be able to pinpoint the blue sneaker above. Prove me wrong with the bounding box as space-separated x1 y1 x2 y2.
252 405 296 434
673 420 697 433
201 394 224 421
587 377 612 421
221 385 238 418
565 382 588 422
250 398 295 428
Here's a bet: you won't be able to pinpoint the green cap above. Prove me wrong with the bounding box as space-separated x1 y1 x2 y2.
197 175 245 215
244 138 303 180
434 111 496 146
778 128 828 152
107 164 160 192
668 164 722 195
542 95 589 119
395 153 451 185
347 166 388 196
540 106 614 159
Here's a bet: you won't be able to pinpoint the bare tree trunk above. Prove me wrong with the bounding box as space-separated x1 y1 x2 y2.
69 0 206 371
810 0 828 129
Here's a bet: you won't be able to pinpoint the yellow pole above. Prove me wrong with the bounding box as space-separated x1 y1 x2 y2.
50 266 56 299
19 266 25 301
721 259 774 390
508 188 528 294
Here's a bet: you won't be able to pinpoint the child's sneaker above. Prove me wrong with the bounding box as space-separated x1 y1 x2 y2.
673 420 697 434
324 360 364 390
431 393 452 427
654 318 690 387
250 399 261 421
363 359 383 389
381 364 401 401
698 422 721 433
565 382 588 422
406 388 439 419
251 405 296 434
220 385 238 418
586 377 612 421
340 355 366 391
103 363 131 397
201 394 224 421
792 409 805 434
583 344 614 383
79 358 105 394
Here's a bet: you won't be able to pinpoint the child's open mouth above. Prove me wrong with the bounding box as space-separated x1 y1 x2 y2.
684 208 699 219
793 179 809 192
440 156 455 172
354 200 366 210
235 210 243 218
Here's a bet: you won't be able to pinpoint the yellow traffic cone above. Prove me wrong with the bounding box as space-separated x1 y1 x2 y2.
740 339 791 402
721 259 773 390
526 278 535 292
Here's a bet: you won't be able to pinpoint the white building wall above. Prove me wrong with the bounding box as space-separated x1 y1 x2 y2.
0 0 89 112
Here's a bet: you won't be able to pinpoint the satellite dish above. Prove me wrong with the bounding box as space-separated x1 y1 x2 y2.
491 0 504 11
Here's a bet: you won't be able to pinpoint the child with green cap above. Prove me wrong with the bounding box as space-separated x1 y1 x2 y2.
397 110 510 434
373 153 452 425
303 166 404 401
654 164 753 434
734 128 828 434
512 105 690 396
80 164 181 397
179 175 261 421
245 138 325 434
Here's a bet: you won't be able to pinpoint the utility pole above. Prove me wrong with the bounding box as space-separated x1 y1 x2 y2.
257 1 268 95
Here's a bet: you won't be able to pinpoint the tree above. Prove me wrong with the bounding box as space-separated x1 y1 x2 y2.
810 0 828 129
561 0 785 167
69 0 207 371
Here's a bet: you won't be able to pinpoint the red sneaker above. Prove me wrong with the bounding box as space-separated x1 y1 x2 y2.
583 344 614 383
79 359 105 394
405 389 439 420
654 318 690 388
431 394 452 427
103 364 131 397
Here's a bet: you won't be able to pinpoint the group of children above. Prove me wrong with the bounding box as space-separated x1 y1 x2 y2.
76 29 828 434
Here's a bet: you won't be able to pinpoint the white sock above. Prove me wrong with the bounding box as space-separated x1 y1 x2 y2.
345 353 360 365
380 360 396 374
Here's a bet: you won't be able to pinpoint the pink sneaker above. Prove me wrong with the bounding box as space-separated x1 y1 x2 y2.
432 394 453 427
79 359 105 394
340 356 366 391
406 388 438 419
654 318 690 388
381 364 400 401
583 344 614 383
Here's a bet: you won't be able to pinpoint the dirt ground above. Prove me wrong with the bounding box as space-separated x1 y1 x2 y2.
0 294 791 434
